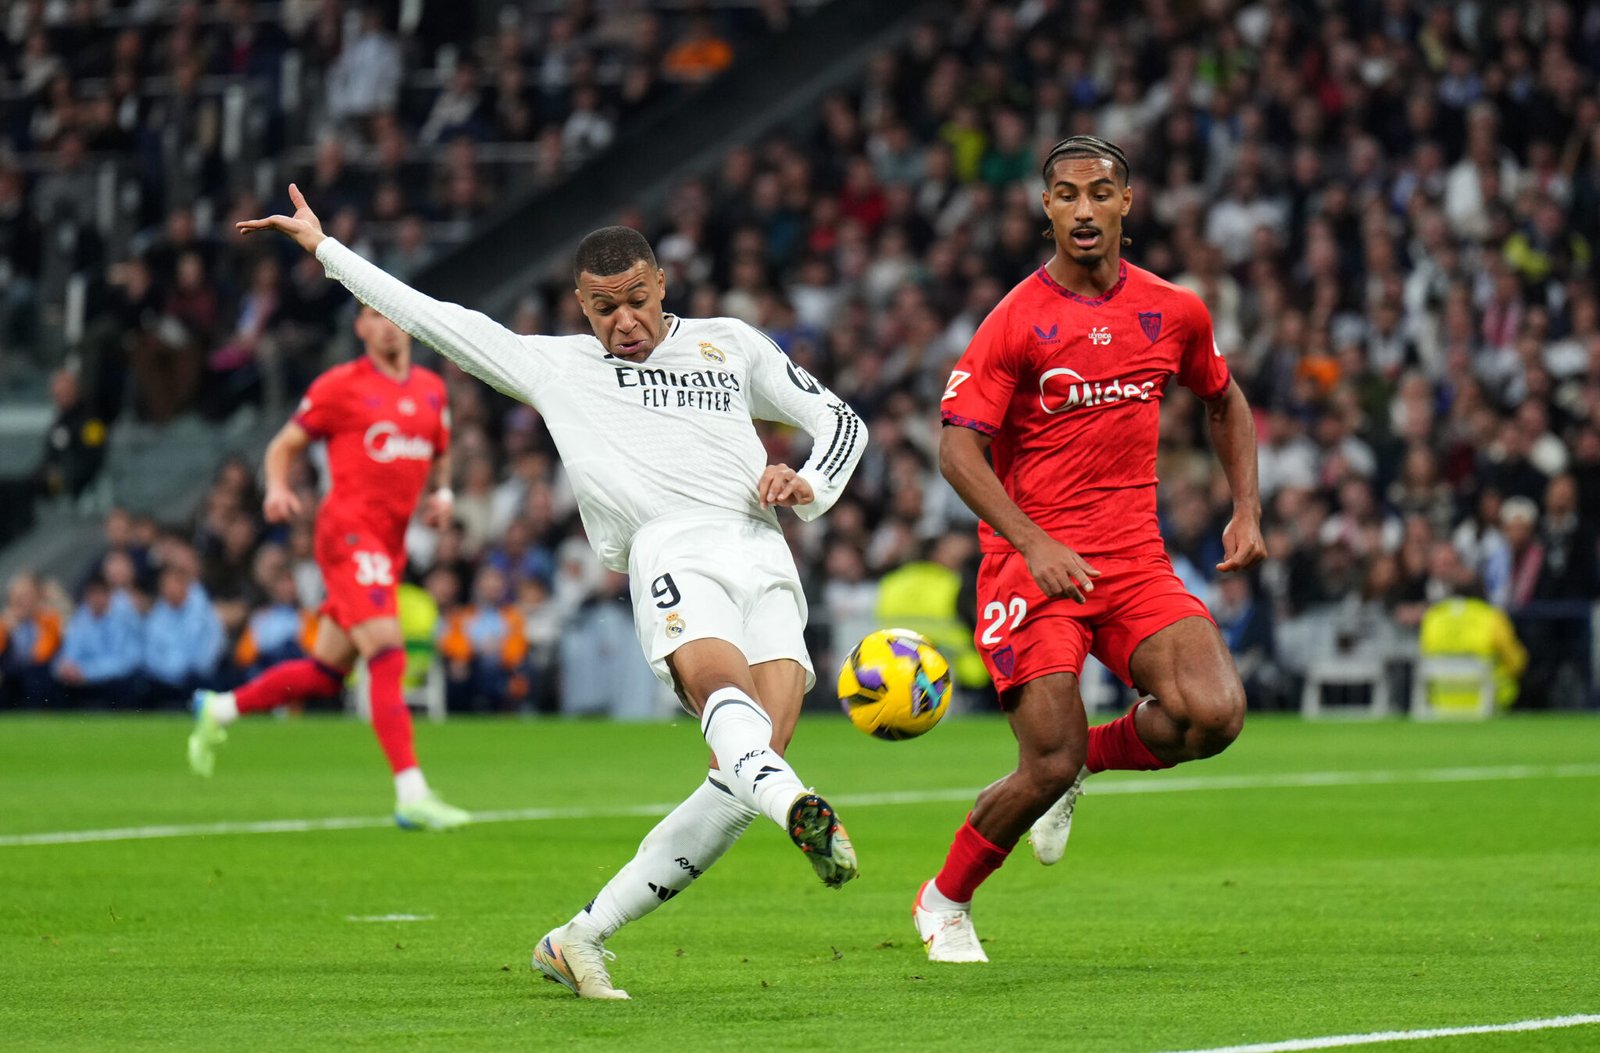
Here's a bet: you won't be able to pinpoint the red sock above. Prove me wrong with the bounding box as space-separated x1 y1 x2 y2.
367 647 417 774
1086 705 1170 773
234 659 345 715
932 816 1012 903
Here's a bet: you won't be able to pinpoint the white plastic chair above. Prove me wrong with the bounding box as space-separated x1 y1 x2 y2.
1300 654 1390 718
1410 655 1496 720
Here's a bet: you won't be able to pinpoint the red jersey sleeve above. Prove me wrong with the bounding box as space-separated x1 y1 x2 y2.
1176 292 1231 401
940 299 1019 436
293 370 344 439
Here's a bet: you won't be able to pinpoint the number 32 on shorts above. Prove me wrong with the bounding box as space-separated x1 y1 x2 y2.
980 596 1027 646
353 551 394 587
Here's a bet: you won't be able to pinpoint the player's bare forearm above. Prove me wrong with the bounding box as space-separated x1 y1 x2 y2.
422 452 455 528
1205 379 1267 571
430 451 451 492
263 423 308 493
940 426 1044 551
262 421 311 522
940 425 1099 601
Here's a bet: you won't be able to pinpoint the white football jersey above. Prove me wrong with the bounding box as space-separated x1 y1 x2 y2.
316 239 866 571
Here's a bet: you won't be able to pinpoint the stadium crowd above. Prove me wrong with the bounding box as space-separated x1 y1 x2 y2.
3 0 1600 714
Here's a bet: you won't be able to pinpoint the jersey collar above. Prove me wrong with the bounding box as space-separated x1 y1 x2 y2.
362 355 412 386
1034 260 1128 307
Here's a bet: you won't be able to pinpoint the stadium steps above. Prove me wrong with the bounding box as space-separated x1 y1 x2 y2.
0 408 279 586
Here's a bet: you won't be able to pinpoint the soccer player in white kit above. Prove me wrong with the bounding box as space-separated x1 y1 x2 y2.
239 186 867 1000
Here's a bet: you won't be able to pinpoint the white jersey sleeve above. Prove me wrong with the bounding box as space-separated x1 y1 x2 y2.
740 321 866 522
315 238 553 402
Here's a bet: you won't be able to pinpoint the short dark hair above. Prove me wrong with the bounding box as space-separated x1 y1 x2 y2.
573 226 657 283
1041 135 1131 186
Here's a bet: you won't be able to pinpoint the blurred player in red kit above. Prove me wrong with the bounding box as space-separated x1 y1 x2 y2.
916 136 1267 961
187 304 470 831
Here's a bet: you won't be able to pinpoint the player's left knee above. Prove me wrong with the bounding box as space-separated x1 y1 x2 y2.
1188 678 1245 756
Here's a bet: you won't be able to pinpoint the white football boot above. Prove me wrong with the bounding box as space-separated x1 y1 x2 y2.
1028 766 1087 865
532 922 630 1000
913 880 988 963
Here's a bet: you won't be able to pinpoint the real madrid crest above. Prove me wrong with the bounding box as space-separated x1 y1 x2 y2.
665 612 686 638
698 342 726 364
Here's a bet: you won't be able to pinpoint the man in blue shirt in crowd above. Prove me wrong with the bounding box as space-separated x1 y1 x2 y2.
143 561 224 706
55 573 143 707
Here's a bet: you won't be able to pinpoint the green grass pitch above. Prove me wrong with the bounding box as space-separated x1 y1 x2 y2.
2 711 1598 1052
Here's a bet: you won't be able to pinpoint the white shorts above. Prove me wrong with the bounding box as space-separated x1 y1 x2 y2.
627 511 815 696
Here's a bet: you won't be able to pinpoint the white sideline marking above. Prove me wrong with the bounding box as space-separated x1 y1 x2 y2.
1152 1012 1600 1053
345 914 434 923
3 762 1599 849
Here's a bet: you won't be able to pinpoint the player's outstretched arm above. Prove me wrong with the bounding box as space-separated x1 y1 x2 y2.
1204 378 1267 573
238 185 548 404
940 425 1100 603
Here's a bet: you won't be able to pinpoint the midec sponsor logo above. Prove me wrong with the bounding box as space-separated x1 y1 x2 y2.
1038 368 1156 414
363 420 434 463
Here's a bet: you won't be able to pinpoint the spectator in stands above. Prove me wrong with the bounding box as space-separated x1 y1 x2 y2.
325 5 402 126
1418 547 1527 712
0 572 64 707
662 14 734 84
1490 496 1544 610
204 256 284 418
420 61 490 145
54 572 143 708
440 564 528 713
0 166 42 366
141 559 224 707
0 368 109 544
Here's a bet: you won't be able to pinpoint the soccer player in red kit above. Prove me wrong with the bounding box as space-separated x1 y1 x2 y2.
915 136 1267 961
186 305 470 831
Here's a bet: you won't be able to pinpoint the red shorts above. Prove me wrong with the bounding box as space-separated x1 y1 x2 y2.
974 549 1213 694
315 525 404 631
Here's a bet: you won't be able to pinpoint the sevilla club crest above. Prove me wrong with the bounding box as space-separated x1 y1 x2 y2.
1138 311 1163 343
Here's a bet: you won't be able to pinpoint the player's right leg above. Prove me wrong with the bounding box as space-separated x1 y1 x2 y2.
917 670 1088 963
534 657 818 999
673 639 858 888
187 618 355 777
348 616 470 832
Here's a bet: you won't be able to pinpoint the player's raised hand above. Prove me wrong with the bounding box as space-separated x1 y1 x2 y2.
1021 535 1100 604
263 483 303 524
759 464 814 507
1216 514 1268 573
235 183 326 254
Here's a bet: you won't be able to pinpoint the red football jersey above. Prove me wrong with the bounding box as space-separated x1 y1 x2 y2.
293 357 450 554
941 260 1231 561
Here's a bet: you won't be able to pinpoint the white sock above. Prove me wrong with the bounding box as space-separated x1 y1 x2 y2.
699 687 808 829
394 766 430 805
209 692 239 725
576 771 757 940
921 878 970 912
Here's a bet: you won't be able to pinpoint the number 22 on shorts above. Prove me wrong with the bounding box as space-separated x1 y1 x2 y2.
980 596 1027 646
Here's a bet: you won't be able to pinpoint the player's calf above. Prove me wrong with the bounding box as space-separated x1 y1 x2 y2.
1139 680 1245 764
